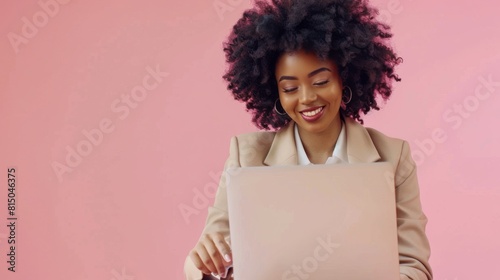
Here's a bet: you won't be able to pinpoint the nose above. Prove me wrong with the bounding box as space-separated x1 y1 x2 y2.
299 86 317 104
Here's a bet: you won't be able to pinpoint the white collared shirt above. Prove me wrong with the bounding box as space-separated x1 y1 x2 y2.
294 120 348 165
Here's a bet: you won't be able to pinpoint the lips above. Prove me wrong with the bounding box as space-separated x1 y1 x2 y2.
300 106 325 122
301 107 323 117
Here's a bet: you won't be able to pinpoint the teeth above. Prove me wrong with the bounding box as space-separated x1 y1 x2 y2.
302 107 323 117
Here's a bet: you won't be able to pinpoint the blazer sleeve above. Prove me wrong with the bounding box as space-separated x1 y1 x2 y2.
200 136 240 238
184 137 240 280
395 141 433 280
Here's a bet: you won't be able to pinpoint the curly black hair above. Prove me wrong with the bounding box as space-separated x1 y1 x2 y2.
222 0 403 130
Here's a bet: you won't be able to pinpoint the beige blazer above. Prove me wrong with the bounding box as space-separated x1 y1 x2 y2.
184 117 433 280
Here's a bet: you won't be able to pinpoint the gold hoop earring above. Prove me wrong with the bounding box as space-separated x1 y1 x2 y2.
274 98 287 116
341 86 352 110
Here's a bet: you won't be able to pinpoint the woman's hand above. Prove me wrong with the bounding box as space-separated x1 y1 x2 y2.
399 274 412 280
189 232 233 278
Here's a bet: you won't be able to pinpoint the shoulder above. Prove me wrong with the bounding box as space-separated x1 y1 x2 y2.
365 126 407 157
233 130 276 147
363 125 416 184
344 117 409 163
228 130 276 166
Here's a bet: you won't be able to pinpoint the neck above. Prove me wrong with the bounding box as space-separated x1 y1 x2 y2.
297 116 343 164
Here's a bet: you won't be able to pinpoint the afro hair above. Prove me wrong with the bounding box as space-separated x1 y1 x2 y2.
222 0 403 130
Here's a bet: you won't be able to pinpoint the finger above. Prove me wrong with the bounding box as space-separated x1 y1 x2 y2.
223 267 234 280
211 233 232 264
189 250 211 275
197 245 219 275
204 238 226 277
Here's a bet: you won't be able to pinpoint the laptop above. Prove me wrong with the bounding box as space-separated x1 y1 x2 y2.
225 162 399 280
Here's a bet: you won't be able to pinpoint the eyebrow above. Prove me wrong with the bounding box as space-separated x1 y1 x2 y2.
278 67 331 82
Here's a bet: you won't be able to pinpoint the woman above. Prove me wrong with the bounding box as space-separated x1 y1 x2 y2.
184 0 433 279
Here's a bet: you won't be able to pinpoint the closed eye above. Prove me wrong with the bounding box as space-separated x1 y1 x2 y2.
283 88 297 93
314 80 329 86
282 80 329 93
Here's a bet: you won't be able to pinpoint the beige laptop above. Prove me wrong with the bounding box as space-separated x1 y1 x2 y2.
225 162 399 280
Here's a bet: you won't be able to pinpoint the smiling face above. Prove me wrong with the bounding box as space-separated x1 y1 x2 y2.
275 49 343 135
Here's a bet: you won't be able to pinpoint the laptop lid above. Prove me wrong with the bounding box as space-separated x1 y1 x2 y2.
226 162 399 280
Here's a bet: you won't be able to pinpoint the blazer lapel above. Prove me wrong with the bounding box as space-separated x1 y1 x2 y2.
344 117 381 163
263 117 381 166
263 121 298 166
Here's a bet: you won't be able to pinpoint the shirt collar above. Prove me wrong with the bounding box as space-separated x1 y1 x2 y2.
294 120 348 165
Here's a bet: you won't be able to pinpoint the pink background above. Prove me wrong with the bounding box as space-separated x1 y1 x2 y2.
1 0 499 279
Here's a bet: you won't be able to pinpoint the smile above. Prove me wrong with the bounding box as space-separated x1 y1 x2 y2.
301 106 324 117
